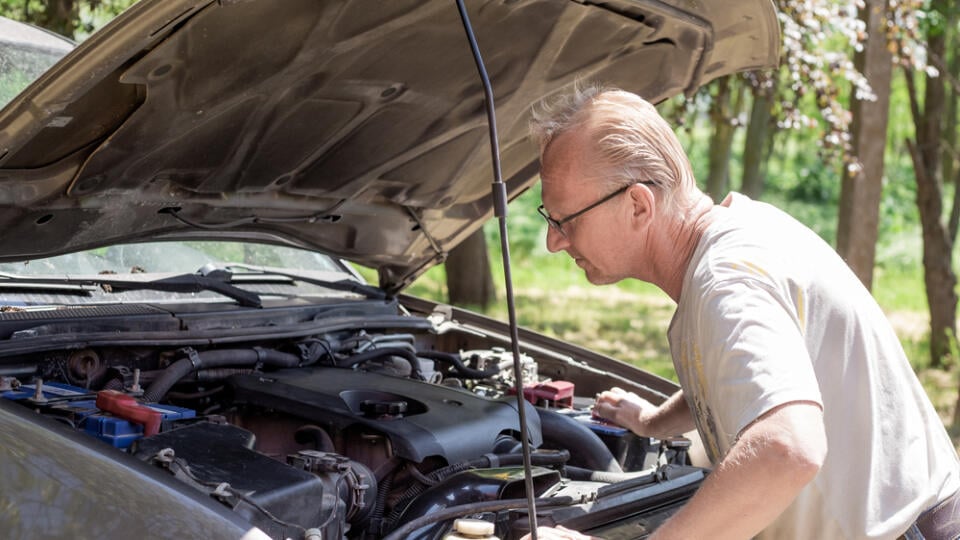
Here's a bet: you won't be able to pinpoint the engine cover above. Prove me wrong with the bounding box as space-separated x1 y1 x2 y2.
227 367 542 464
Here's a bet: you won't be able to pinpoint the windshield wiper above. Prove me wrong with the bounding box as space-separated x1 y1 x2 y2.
0 273 263 308
0 272 94 293
204 263 388 301
102 273 263 308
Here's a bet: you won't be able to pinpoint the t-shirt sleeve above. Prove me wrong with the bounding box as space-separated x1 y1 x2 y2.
696 278 823 442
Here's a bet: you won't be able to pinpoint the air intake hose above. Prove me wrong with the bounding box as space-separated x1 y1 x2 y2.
144 348 299 402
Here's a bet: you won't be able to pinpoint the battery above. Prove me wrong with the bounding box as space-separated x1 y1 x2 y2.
83 403 196 448
2 381 94 402
2 381 195 448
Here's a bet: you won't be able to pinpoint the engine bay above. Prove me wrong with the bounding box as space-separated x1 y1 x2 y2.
0 299 703 539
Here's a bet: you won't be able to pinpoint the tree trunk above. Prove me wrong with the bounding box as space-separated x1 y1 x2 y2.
741 78 775 199
37 0 77 38
705 76 743 202
444 229 495 309
904 0 956 368
835 0 893 291
943 30 960 242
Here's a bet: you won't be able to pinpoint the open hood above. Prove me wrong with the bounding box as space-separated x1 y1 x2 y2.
0 0 778 293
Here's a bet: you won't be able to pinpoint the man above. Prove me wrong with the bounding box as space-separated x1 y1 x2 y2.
524 86 960 540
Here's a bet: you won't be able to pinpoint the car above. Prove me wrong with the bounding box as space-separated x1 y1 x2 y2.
0 1 779 539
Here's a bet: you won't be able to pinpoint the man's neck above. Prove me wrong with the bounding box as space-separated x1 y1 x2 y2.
655 194 719 303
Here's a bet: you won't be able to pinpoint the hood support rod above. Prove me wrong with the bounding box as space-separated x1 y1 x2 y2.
455 1 540 537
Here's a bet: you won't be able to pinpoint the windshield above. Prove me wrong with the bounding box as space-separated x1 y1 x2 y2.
0 17 74 108
0 241 349 276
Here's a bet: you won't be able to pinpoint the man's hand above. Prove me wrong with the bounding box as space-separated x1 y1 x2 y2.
593 388 694 439
520 526 597 540
593 386 657 434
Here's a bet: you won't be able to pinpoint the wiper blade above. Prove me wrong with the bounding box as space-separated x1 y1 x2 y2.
208 263 389 301
0 273 262 308
0 279 93 293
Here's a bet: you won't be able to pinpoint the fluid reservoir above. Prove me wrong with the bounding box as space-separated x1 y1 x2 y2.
443 518 499 540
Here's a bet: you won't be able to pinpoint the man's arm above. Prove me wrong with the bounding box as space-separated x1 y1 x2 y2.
650 401 826 540
593 388 695 438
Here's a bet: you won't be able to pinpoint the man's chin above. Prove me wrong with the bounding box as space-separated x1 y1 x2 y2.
583 269 619 286
576 259 620 286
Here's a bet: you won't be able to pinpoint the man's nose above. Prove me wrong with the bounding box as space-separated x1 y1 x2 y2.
545 225 569 253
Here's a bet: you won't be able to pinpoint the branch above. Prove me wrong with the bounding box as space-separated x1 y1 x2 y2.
902 66 924 142
929 52 960 96
949 164 960 244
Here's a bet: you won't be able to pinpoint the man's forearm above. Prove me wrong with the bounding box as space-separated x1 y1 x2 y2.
650 402 826 540
644 390 695 438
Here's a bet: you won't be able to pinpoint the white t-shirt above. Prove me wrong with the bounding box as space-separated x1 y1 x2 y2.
668 193 959 540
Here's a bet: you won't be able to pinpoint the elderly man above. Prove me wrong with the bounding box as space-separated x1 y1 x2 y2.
523 87 960 540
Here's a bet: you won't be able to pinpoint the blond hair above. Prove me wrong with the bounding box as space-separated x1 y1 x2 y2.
530 84 699 213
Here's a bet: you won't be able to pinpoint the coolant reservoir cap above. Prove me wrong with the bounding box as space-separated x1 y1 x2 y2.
443 518 497 540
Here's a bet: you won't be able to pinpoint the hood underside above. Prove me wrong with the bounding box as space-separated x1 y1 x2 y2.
0 0 779 293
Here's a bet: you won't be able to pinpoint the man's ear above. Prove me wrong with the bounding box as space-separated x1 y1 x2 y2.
627 183 656 227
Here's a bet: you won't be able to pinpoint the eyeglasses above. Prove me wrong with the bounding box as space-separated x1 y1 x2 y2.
537 181 656 237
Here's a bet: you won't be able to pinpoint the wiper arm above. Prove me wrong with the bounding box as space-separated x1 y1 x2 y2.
208 263 388 301
0 273 262 308
103 274 263 308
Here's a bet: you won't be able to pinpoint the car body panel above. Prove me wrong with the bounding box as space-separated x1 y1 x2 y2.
0 0 779 293
0 398 267 539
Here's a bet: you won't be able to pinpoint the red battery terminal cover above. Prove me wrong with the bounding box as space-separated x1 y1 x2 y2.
95 390 162 436
521 380 574 408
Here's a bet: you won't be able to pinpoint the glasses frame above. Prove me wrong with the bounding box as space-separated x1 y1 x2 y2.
537 181 656 237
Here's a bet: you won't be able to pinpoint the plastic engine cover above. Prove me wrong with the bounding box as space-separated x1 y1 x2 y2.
227 367 542 463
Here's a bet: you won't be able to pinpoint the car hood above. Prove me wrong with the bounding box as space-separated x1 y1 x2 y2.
0 0 778 294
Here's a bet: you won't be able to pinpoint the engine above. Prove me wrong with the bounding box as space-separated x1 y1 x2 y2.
0 327 702 540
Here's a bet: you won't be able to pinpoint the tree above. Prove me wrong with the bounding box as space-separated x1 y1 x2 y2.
0 0 136 39
900 0 958 368
704 76 745 202
836 0 894 291
740 73 776 199
445 229 496 309
943 21 960 248
677 0 873 203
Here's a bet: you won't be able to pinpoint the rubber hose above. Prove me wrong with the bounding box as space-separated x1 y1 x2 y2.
385 460 482 526
384 451 569 528
102 377 125 391
537 408 622 473
416 350 500 379
143 348 299 402
294 425 336 453
495 449 570 467
563 465 656 483
336 347 424 380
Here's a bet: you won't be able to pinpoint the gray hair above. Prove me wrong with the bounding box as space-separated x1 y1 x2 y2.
529 84 698 213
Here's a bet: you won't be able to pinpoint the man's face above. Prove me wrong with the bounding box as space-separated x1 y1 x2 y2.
539 128 636 285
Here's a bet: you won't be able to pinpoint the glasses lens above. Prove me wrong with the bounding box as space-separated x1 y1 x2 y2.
537 205 566 236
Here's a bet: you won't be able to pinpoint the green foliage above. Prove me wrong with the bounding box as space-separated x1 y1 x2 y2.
488 184 548 258
0 68 32 106
0 0 137 39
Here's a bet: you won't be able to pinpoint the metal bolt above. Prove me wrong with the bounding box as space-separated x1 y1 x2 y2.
30 379 47 403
